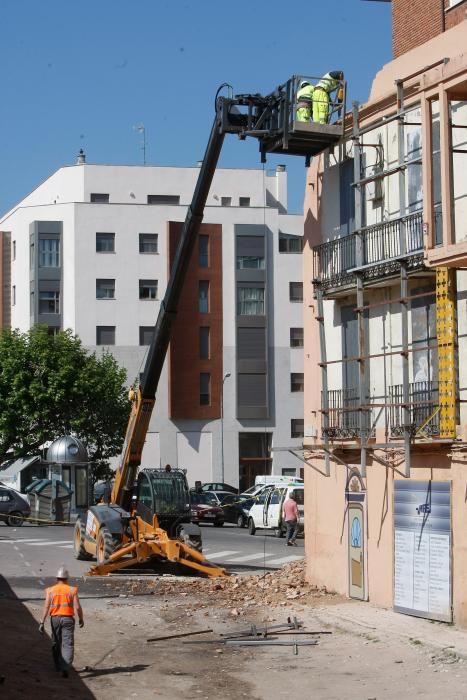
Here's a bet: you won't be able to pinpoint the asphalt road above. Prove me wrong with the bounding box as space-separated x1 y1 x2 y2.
0 521 304 600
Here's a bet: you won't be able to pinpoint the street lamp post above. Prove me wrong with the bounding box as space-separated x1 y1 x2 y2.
221 372 231 483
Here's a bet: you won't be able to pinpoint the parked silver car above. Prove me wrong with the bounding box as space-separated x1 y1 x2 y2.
0 485 31 526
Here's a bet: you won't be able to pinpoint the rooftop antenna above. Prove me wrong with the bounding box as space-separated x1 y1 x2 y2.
133 123 147 165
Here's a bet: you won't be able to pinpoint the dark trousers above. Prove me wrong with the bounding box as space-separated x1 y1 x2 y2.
285 519 298 544
50 616 75 671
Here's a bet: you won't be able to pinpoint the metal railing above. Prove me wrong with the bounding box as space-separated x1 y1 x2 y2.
389 381 440 437
322 387 373 439
313 211 424 288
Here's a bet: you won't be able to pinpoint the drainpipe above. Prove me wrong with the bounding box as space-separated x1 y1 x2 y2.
441 0 445 33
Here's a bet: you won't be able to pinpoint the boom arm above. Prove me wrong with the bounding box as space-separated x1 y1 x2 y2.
111 76 346 511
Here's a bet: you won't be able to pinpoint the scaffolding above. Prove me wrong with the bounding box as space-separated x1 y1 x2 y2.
311 66 459 479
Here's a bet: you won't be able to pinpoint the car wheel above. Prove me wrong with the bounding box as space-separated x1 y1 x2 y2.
274 527 284 538
7 512 24 527
213 521 224 527
237 514 246 528
248 518 256 535
73 518 92 560
96 526 115 565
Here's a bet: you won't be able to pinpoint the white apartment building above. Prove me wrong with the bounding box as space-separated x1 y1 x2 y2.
0 158 304 491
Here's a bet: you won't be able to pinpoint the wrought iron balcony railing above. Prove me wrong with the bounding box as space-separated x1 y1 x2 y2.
313 211 425 289
389 381 440 437
321 387 374 440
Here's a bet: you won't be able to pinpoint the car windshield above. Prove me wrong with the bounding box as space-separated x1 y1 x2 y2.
191 492 217 506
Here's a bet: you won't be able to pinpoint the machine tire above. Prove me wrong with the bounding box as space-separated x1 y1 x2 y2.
274 526 285 538
248 518 256 535
213 521 224 527
7 512 24 527
96 526 115 565
74 518 92 560
237 514 246 528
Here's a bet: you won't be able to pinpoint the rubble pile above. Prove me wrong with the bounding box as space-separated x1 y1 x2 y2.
152 558 337 610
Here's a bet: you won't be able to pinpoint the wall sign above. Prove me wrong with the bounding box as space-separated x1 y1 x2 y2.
394 480 451 622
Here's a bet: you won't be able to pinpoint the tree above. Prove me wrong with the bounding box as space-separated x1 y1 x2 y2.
0 327 129 478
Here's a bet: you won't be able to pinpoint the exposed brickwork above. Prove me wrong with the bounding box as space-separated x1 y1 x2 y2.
392 0 443 57
445 0 467 30
168 221 222 420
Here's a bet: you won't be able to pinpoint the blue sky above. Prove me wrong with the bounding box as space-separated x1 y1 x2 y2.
1 0 391 216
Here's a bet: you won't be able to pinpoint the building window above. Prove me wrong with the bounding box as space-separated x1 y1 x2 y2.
291 419 304 438
237 287 264 315
289 282 303 302
290 327 304 348
199 281 210 313
39 238 60 267
96 232 115 253
12 241 16 261
221 196 232 206
96 279 115 300
30 291 34 314
30 241 34 269
448 0 464 7
139 326 154 346
200 372 211 405
39 290 60 314
291 373 304 392
12 286 16 306
239 197 250 207
96 326 115 345
199 326 210 359
147 194 180 205
139 279 158 300
279 232 303 253
139 233 158 254
199 235 209 267
90 193 109 203
236 255 265 270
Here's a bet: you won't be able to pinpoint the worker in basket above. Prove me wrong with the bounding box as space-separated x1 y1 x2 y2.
313 70 344 124
296 79 315 122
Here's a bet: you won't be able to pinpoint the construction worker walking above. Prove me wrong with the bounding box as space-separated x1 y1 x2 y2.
312 70 344 124
39 566 84 678
296 79 315 122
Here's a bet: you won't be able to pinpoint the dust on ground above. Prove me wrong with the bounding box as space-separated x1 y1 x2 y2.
4 560 467 700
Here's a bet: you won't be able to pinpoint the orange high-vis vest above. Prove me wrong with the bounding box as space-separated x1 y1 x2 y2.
47 582 77 617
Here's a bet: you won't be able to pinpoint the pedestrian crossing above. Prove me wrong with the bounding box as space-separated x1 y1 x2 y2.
0 537 303 568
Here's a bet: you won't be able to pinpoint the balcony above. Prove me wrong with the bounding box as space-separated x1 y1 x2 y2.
322 388 374 440
321 381 440 442
389 381 440 437
313 211 425 294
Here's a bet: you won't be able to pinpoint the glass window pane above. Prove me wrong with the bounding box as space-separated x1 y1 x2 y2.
199 327 210 359
96 326 115 345
96 232 115 253
200 373 211 405
75 466 88 507
90 193 109 203
147 194 180 205
199 235 209 267
290 327 304 347
291 419 304 438
199 281 209 313
139 279 158 300
38 290 60 314
237 287 265 315
39 238 60 267
139 326 154 346
96 279 115 299
239 197 250 207
289 282 303 302
139 233 158 254
236 256 265 270
291 373 304 392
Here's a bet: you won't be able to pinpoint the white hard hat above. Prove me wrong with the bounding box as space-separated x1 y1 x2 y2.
300 80 310 88
56 566 69 579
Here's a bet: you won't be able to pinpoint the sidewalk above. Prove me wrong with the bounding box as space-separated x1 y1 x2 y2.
311 599 467 659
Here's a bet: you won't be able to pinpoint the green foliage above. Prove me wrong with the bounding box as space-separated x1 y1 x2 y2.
0 326 129 474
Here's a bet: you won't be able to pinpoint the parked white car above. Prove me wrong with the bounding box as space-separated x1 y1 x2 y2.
247 483 304 537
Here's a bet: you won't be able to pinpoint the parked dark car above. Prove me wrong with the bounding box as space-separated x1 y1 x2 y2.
190 491 225 526
0 486 31 526
200 482 238 494
220 494 254 528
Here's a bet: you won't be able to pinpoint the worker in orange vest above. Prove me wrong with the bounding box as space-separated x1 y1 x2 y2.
39 566 84 678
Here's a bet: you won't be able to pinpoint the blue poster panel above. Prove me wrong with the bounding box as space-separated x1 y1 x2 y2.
394 480 451 622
